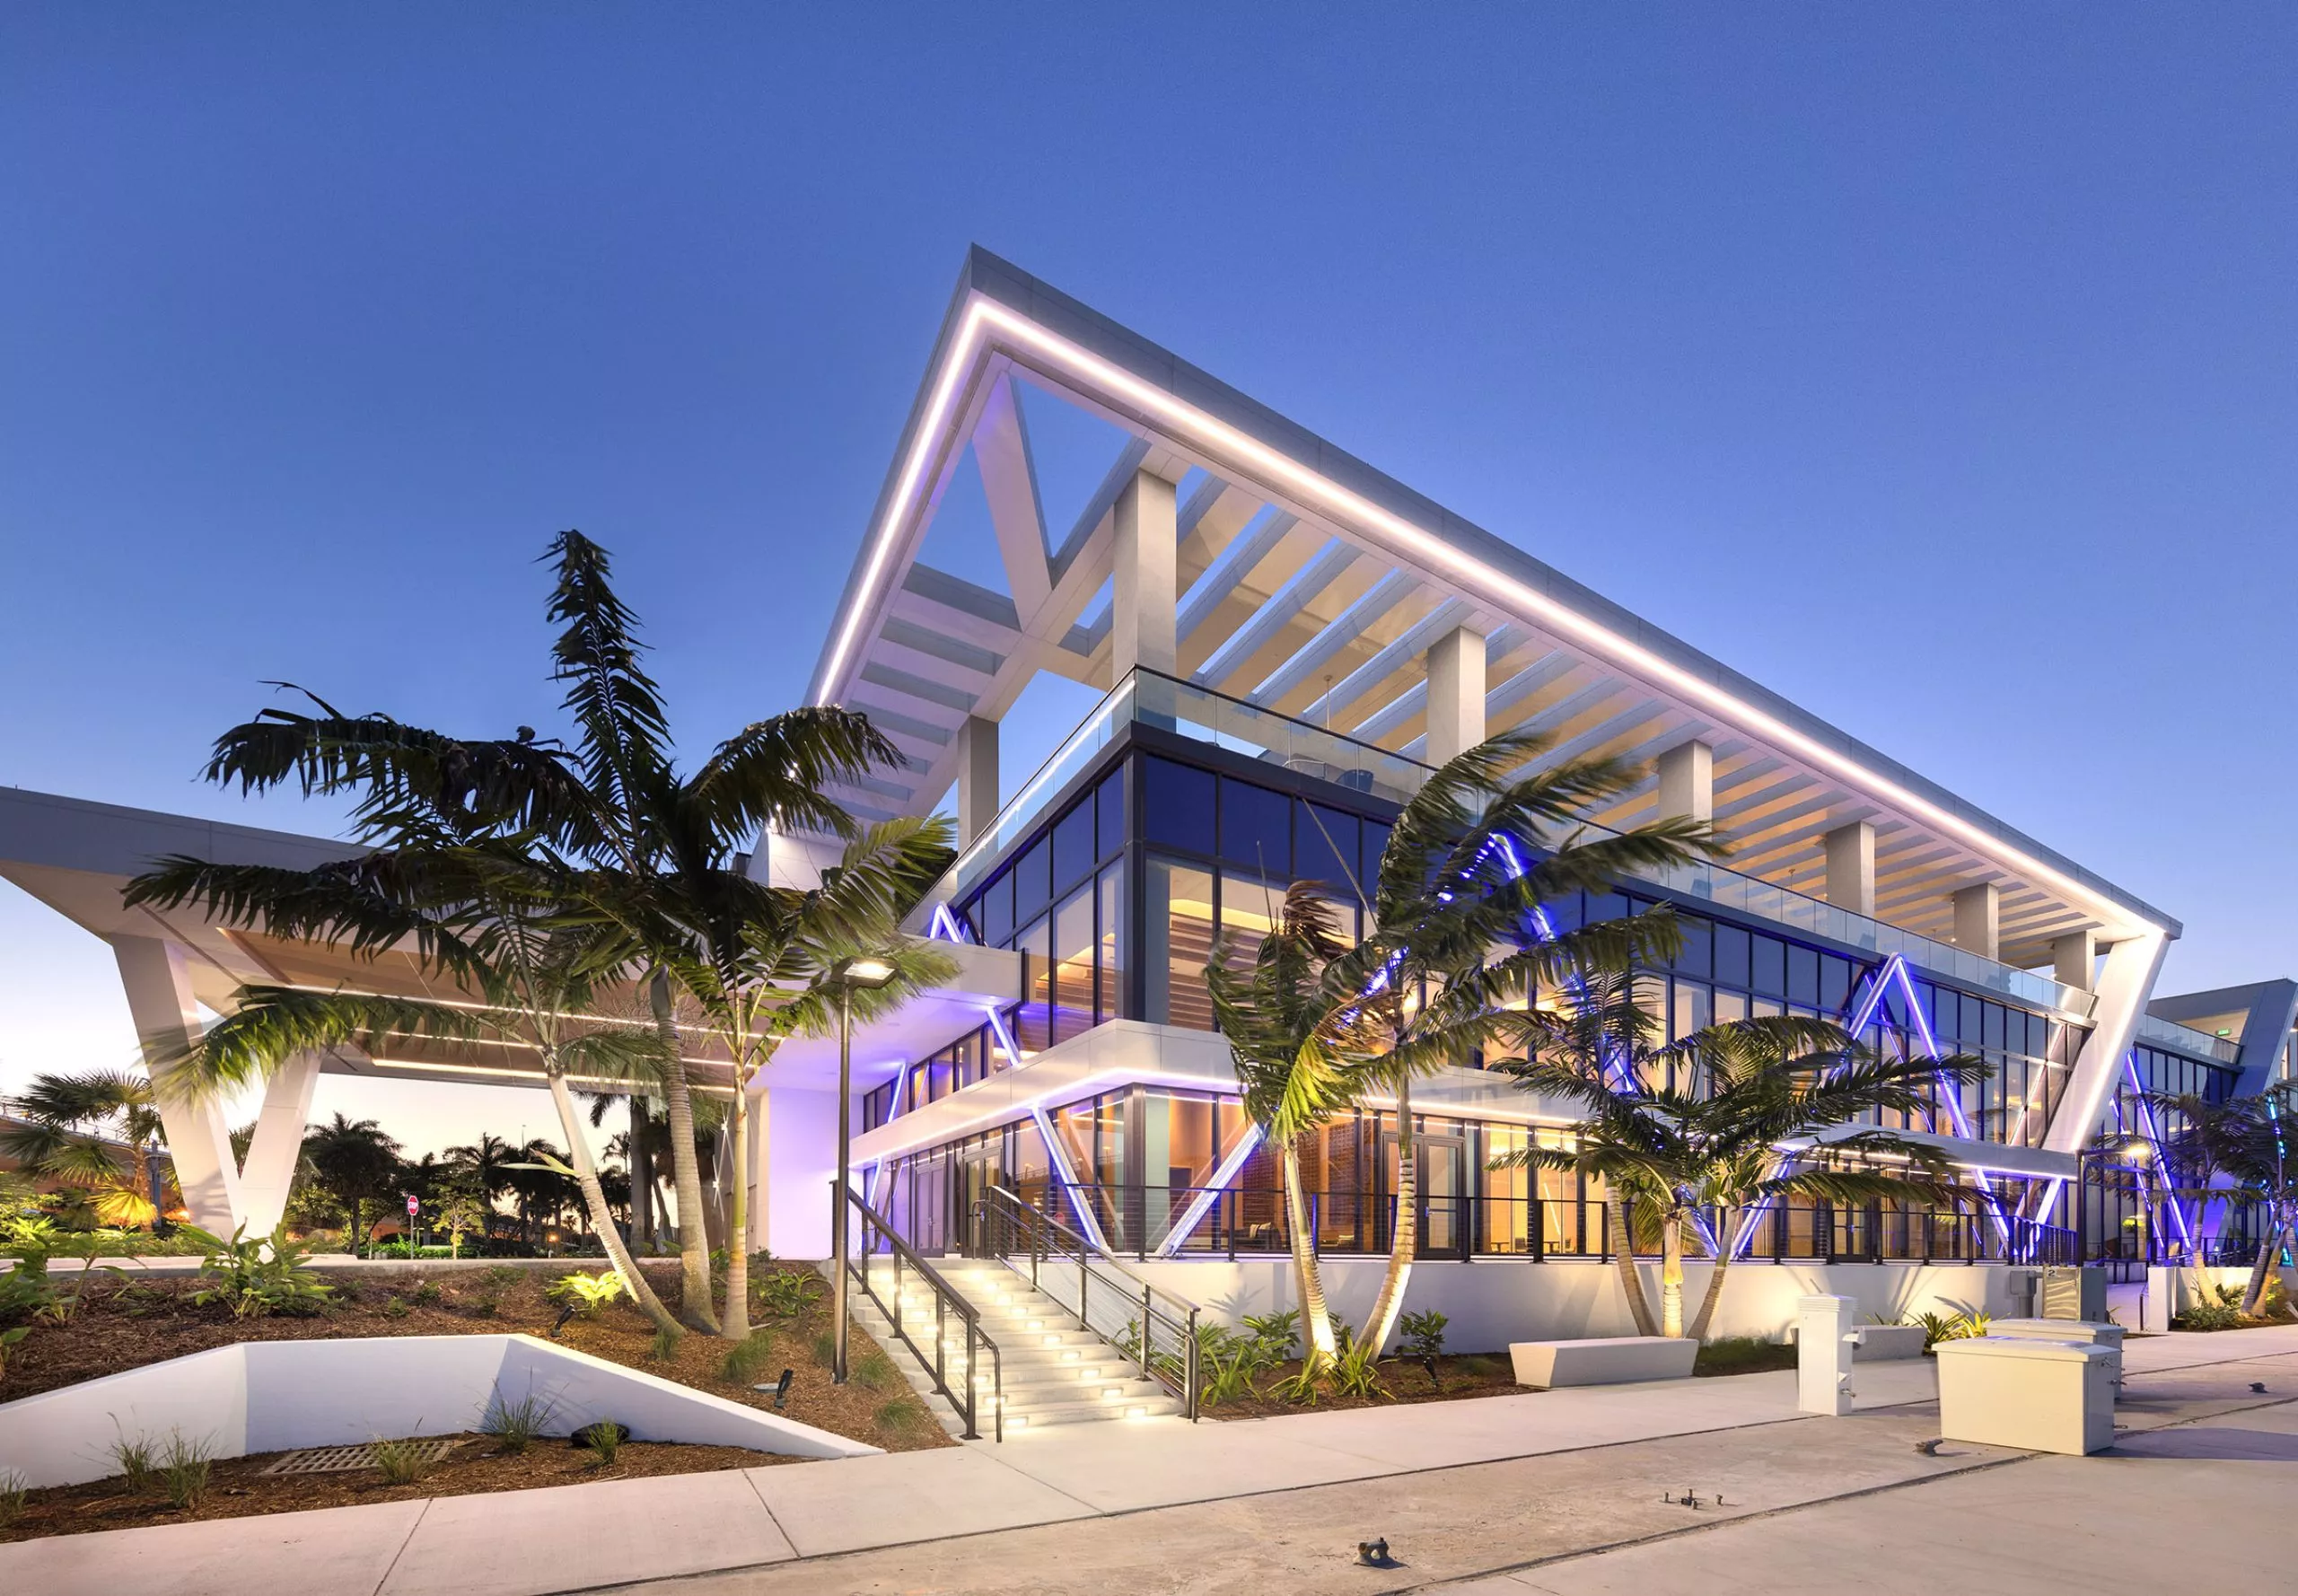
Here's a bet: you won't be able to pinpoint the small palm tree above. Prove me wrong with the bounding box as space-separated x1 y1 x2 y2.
596 816 957 1339
1495 971 1992 1338
1205 883 1380 1377
0 1069 174 1228
1320 729 1721 1356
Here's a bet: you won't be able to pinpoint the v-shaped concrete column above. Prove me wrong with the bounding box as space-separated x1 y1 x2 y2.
110 934 242 1235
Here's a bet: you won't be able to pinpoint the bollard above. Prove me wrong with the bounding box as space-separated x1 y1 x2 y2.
1796 1294 1857 1416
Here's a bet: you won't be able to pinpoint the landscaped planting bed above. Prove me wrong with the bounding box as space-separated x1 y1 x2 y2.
0 1431 785 1542
0 1258 949 1458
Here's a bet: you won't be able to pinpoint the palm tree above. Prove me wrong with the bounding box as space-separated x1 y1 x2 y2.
1205 883 1378 1376
1493 973 1992 1338
155 531 899 1333
0 1069 174 1229
1319 730 1720 1357
601 815 957 1339
445 1132 522 1214
301 1114 403 1254
129 823 685 1332
2136 1087 2277 1309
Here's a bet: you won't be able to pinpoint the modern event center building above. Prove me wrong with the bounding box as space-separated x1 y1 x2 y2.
1 250 2288 1355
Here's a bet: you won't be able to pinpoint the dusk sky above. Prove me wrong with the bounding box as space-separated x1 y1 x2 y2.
4 8 2293 1155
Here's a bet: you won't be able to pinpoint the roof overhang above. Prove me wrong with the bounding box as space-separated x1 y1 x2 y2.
810 248 2179 969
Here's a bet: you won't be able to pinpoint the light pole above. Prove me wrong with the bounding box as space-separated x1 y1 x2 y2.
830 954 896 1385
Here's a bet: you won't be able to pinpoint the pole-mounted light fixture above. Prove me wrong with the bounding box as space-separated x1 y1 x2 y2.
831 953 899 1384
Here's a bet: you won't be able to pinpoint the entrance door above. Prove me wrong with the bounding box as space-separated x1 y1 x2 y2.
956 1146 1001 1257
1384 1129 1467 1259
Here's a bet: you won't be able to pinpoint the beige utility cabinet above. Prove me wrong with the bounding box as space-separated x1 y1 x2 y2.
1934 1337 2116 1455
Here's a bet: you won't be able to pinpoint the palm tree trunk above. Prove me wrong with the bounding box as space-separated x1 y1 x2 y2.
1686 1207 1739 1342
1609 1192 1658 1336
1659 1209 1687 1337
1281 1140 1338 1367
543 1069 680 1336
1358 1078 1418 1357
651 970 720 1332
721 1085 752 1341
2241 1216 2292 1315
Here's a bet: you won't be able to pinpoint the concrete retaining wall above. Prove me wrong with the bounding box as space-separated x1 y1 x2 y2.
0 1333 877 1489
1130 1258 2030 1352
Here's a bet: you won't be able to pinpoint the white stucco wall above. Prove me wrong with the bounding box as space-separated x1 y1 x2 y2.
763 1085 841 1261
0 1333 877 1489
1129 1258 2035 1352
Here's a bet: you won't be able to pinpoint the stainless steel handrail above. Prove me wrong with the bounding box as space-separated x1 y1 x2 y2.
845 1188 1003 1442
973 1183 1199 1421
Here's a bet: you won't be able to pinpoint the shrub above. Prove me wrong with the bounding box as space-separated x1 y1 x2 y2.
0 1469 24 1532
482 1392 553 1454
382 1296 410 1319
722 1331 777 1386
370 1435 440 1486
547 1271 624 1319
1399 1309 1448 1386
160 1432 213 1509
875 1398 923 1434
1905 1309 1990 1351
0 1325 26 1378
409 1280 443 1306
577 1420 625 1465
809 1329 838 1368
188 1227 333 1320
1695 1336 1796 1376
0 1267 56 1326
754 1270 821 1319
649 1324 683 1363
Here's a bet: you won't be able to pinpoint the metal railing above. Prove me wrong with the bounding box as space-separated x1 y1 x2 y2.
969 1183 1200 1420
999 1181 2077 1267
844 1188 1003 1442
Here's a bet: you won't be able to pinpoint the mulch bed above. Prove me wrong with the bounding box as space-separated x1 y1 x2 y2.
2 1432 784 1542
1 1261 950 1461
1203 1353 1523 1419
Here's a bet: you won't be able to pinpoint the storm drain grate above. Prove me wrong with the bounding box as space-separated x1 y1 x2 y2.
262 1439 460 1476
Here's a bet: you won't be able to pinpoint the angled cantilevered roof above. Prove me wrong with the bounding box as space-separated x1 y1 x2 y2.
808 248 2180 969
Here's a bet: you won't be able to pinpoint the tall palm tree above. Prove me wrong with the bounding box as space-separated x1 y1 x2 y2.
301 1113 403 1254
445 1132 522 1214
0 1069 174 1229
1494 976 1992 1338
1204 883 1378 1376
162 531 898 1332
599 815 957 1339
1320 730 1720 1357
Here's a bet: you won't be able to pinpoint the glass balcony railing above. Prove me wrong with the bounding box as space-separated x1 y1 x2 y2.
2136 1013 2241 1065
925 668 2099 1020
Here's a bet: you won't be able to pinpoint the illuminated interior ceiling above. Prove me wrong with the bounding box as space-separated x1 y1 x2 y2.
807 248 2179 973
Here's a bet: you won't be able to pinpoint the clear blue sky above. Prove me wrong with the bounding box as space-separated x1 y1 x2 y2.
4 7 2293 1153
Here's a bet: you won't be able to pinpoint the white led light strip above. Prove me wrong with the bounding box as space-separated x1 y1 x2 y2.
819 294 2162 943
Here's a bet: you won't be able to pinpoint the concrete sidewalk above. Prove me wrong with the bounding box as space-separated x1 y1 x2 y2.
6 1324 2295 1596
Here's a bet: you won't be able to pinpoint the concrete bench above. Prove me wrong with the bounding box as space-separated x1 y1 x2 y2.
1509 1336 1699 1389
1854 1325 1927 1361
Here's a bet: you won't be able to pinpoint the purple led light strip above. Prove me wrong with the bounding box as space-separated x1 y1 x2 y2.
2122 1049 2197 1253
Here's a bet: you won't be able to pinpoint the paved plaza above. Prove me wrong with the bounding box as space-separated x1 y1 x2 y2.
6 1325 2296 1595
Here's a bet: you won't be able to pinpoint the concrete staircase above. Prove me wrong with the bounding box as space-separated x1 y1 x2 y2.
846 1258 1184 1434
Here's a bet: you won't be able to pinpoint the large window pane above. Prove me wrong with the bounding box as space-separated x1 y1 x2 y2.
1053 887 1095 1043
1016 915 1051 1053
1296 802 1361 899
1143 758 1215 854
976 870 1013 947
1095 765 1127 861
1219 869 1284 983
1052 802 1096 895
1145 859 1216 1030
1360 819 1393 895
1096 863 1125 1022
1219 776 1291 873
1014 834 1052 923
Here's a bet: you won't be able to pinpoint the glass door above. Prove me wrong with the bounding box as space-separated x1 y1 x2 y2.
1384 1127 1467 1259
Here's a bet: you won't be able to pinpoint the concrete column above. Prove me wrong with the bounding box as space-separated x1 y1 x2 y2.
1823 822 1875 916
956 715 1000 845
236 1050 322 1240
2044 930 2171 1154
110 935 242 1235
1424 626 1487 767
1111 470 1179 679
2053 930 2099 994
743 1087 770 1257
1952 883 2001 961
1656 741 1714 823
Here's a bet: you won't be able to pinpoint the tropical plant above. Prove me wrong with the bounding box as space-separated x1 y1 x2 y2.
0 1327 28 1380
0 1469 25 1531
754 1269 820 1319
369 1434 442 1486
1399 1308 1448 1385
579 1419 626 1465
159 1431 213 1509
187 1224 335 1318
548 1270 626 1318
1902 1308 1990 1350
1321 729 1721 1361
0 1069 174 1229
0 1265 54 1325
1492 980 1993 1339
